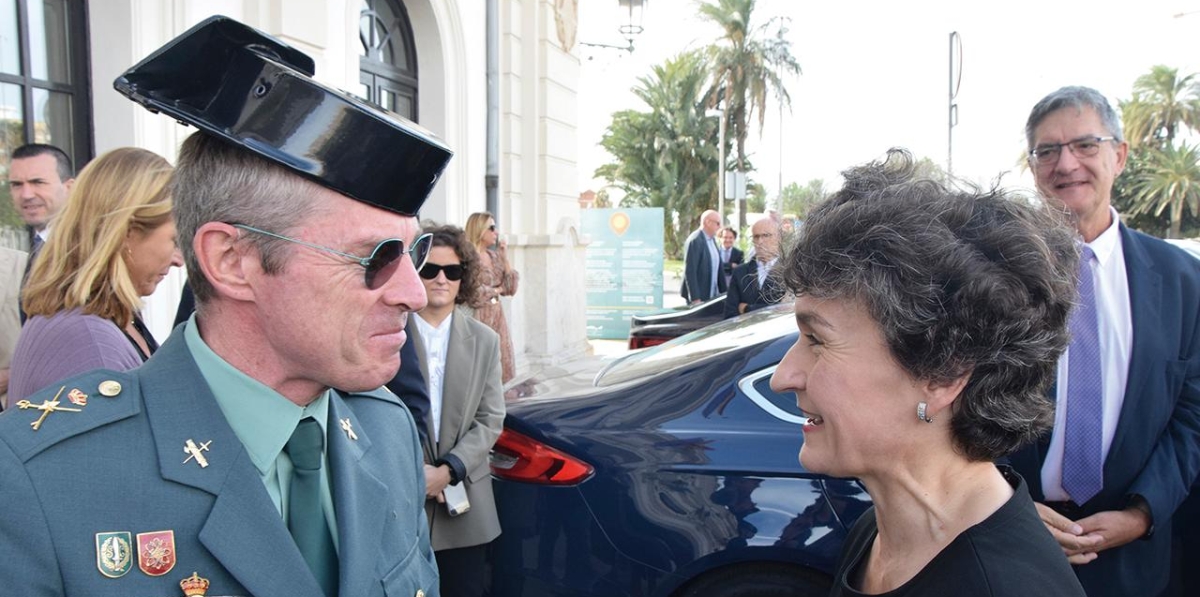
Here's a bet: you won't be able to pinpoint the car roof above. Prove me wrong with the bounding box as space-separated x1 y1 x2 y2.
1165 238 1200 261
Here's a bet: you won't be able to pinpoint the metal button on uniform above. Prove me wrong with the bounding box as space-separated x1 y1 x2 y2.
98 380 122 397
416 590 425 597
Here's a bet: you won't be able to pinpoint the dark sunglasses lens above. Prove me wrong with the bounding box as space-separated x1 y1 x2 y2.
419 263 464 281
410 234 432 271
364 239 403 290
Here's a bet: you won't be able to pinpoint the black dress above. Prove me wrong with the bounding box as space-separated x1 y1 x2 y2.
831 467 1086 596
121 315 160 361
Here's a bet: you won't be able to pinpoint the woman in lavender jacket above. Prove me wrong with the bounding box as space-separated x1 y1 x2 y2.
8 148 182 405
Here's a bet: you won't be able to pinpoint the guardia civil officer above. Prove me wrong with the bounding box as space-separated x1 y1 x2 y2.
0 17 452 597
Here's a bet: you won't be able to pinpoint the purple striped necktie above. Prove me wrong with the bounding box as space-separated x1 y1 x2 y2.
1062 245 1104 504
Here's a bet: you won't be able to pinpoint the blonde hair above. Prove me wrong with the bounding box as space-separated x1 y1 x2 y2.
23 147 174 328
464 212 495 247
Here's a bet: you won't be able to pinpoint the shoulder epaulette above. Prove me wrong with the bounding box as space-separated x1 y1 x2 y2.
0 370 141 462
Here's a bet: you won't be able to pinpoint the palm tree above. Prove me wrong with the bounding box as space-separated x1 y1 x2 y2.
595 51 722 257
697 0 800 228
1128 143 1200 238
1119 65 1200 149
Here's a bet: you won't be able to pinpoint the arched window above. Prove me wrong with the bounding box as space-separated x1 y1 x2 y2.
358 0 418 121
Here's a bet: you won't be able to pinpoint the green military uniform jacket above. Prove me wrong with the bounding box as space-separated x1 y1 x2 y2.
0 324 438 597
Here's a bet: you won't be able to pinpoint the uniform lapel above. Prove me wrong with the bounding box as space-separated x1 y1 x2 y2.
438 314 477 457
140 330 320 597
327 395 388 597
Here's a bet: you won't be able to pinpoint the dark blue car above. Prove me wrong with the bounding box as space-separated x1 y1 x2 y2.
489 305 872 596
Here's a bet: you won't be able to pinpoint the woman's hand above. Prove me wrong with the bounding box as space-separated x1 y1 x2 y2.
424 464 452 502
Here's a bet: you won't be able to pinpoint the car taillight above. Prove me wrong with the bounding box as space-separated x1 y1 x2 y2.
490 428 594 485
628 336 668 350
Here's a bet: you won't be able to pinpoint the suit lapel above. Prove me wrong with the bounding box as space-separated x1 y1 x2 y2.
407 321 435 458
327 395 388 597
438 315 477 457
1106 226 1163 465
140 330 320 597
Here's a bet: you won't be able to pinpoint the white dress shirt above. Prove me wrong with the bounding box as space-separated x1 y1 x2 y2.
1042 208 1133 501
705 233 719 297
414 312 453 443
757 258 777 288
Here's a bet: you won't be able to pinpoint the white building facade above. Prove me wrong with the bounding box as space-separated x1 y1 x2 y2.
2 0 591 379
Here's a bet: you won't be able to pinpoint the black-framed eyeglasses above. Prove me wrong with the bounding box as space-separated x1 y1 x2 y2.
1028 136 1117 167
420 262 465 281
232 224 432 290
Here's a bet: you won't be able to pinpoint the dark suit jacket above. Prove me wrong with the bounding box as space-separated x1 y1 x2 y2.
408 310 505 551
1008 225 1200 597
386 333 431 444
682 230 721 302
720 246 744 288
0 325 439 597
723 260 781 318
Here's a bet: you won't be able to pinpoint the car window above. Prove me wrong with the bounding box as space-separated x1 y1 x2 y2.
739 365 805 423
596 306 794 387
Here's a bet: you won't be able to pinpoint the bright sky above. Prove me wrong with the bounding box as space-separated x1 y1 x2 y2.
578 0 1200 204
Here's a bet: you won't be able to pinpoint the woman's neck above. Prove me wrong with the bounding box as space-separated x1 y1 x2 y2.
857 459 1013 593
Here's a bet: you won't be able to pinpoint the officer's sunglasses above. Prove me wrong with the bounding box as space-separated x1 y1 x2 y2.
232 224 432 290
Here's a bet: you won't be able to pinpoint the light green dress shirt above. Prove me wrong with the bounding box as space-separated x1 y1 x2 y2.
184 315 339 551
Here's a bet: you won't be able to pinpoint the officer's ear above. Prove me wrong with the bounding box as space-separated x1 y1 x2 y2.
193 222 257 303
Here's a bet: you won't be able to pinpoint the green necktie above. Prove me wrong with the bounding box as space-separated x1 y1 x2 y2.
285 418 339 597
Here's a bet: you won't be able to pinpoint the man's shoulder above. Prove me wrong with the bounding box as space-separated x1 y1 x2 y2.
0 246 27 275
732 260 757 276
0 369 141 462
1123 227 1200 275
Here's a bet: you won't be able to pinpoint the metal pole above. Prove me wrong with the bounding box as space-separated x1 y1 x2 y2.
485 0 500 216
948 31 961 176
718 112 726 222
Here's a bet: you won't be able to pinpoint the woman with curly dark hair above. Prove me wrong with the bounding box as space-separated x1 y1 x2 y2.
410 223 504 597
771 150 1086 596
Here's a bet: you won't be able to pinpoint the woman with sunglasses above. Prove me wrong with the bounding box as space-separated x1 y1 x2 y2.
411 224 505 597
9 148 183 404
464 212 519 383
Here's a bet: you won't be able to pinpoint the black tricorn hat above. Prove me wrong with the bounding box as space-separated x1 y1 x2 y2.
114 16 452 216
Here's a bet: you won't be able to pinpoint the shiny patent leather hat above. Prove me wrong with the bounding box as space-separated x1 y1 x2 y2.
114 15 451 216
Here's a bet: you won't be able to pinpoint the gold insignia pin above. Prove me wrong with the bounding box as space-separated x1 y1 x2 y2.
340 418 358 441
180 571 210 596
98 380 122 397
182 439 212 468
16 386 82 431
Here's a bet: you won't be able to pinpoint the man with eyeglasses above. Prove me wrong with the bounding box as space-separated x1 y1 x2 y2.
0 17 449 597
724 218 782 319
408 224 504 597
1007 85 1200 597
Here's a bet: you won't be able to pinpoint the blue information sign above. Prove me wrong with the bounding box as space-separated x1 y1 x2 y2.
582 208 665 339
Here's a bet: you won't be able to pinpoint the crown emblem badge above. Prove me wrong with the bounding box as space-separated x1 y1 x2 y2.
179 571 210 596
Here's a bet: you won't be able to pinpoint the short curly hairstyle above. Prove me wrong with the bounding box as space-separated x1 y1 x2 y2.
781 149 1079 461
421 222 479 305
